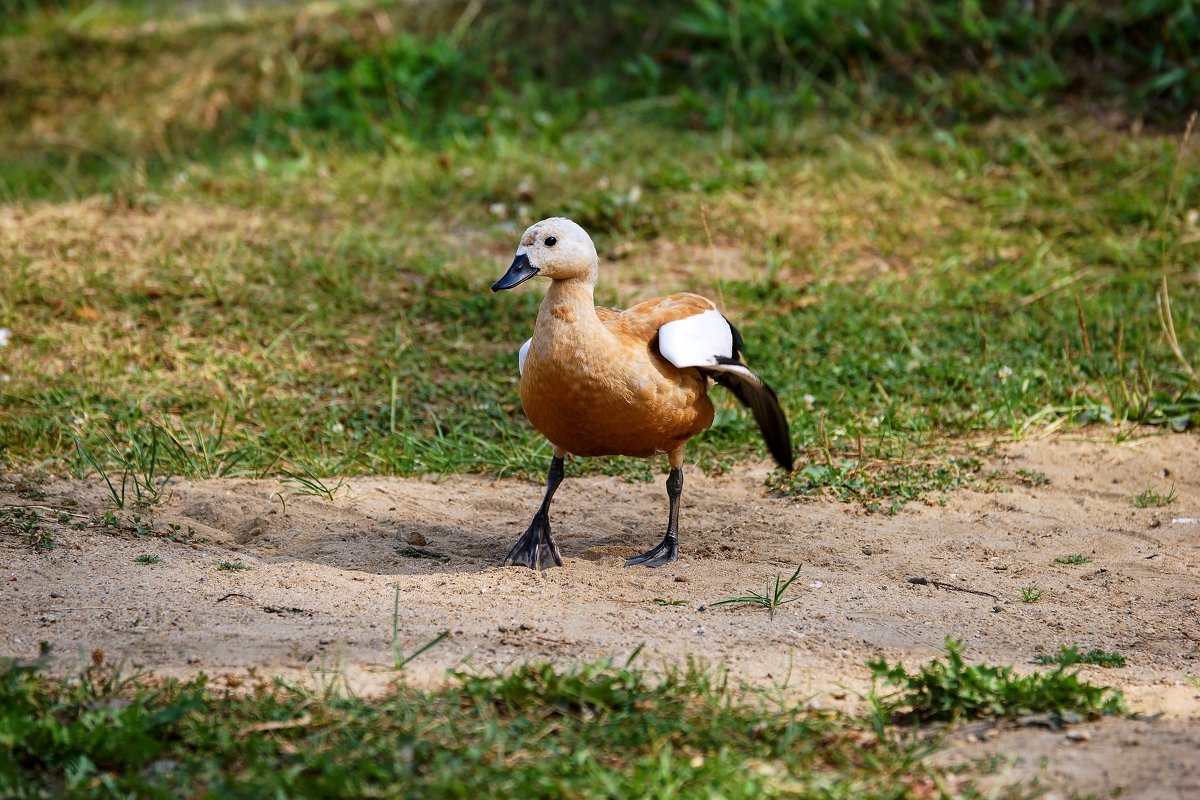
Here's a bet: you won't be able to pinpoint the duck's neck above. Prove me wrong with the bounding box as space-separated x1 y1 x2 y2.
535 278 602 337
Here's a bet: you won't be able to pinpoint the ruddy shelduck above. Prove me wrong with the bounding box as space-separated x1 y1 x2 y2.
491 217 793 570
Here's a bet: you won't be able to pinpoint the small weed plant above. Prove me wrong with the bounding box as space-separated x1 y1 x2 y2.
391 586 450 670
0 506 54 550
1132 485 1177 508
132 554 162 565
1020 585 1043 603
1035 646 1127 669
869 638 1126 723
280 462 347 502
216 560 252 571
1055 554 1092 565
1015 469 1050 487
72 427 174 511
711 565 803 619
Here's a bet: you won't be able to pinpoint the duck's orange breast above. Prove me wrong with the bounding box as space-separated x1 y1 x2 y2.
519 309 715 459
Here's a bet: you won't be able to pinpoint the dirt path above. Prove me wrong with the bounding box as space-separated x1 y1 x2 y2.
3 434 1198 796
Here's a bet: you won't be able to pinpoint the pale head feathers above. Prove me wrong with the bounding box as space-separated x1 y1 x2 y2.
517 217 599 284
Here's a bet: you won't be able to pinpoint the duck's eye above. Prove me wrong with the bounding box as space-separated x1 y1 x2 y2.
545 236 557 247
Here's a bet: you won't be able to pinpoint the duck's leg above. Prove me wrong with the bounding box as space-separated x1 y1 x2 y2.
503 452 565 570
626 450 684 568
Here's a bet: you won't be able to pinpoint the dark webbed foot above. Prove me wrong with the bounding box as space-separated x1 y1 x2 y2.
624 535 677 568
503 513 563 570
625 466 683 569
504 455 565 571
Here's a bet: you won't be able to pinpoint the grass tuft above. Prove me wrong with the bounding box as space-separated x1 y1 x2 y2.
280 464 347 503
215 560 252 571
870 638 1126 723
1019 585 1043 604
1034 645 1127 669
132 553 162 565
710 565 804 619
1132 485 1178 508
1054 554 1093 565
0 506 54 551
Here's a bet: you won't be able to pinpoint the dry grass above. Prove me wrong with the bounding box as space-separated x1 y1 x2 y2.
0 197 298 276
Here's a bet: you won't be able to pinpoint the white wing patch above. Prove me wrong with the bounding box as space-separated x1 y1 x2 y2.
658 308 733 368
518 338 532 375
658 308 762 385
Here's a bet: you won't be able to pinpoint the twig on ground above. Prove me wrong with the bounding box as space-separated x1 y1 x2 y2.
906 576 1000 602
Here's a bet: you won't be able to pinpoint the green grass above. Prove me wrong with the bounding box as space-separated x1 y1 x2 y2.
1019 585 1043 604
215 560 252 571
0 506 55 551
1132 485 1178 508
1 116 1197 494
768 457 981 512
0 643 1128 797
0 111 1194 495
0 2 1197 503
3 641 1114 796
1 654 948 799
870 638 1126 723
2 0 1197 195
1034 646 1127 669
1054 554 1093 565
132 553 162 565
710 564 805 619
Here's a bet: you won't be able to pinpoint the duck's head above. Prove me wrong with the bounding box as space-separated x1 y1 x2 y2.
491 217 598 292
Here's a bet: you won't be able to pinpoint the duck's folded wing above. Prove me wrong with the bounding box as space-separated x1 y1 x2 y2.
658 309 794 471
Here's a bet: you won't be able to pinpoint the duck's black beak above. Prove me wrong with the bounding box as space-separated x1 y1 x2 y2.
491 253 539 292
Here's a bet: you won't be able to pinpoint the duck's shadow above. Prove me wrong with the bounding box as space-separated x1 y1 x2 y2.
157 477 653 577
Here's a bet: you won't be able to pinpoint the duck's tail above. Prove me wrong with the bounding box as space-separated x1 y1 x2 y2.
705 361 794 472
657 309 794 471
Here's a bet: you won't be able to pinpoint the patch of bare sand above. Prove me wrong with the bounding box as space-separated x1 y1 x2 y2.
2 433 1198 796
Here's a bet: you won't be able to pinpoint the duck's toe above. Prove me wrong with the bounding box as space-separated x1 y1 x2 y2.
503 515 563 570
624 536 678 568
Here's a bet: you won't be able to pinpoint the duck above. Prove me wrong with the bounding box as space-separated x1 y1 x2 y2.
491 217 793 570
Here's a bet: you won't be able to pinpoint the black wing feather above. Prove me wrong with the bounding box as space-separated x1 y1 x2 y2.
706 365 794 472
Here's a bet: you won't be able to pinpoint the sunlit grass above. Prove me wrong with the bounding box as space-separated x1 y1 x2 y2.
1 642 1124 798
2 117 1196 492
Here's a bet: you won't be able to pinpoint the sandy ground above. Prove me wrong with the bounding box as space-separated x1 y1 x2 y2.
3 433 1198 797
